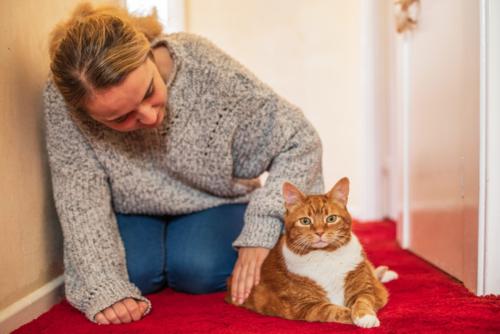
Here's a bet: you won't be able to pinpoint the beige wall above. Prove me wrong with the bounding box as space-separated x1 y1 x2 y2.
0 0 120 312
185 0 365 214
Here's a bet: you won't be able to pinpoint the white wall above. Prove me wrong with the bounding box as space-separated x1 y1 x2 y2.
126 0 185 33
185 0 379 218
360 0 393 220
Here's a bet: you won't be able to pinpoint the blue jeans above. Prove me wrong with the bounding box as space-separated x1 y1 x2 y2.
116 203 246 295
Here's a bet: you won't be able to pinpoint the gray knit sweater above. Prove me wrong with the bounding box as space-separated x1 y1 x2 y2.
43 32 323 322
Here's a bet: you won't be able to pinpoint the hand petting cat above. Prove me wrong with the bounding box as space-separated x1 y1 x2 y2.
226 178 398 328
230 247 270 305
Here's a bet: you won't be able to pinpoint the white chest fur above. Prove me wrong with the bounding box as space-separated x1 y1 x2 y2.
282 233 363 306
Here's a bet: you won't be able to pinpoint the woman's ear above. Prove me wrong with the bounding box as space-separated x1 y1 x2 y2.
283 182 306 208
327 177 350 206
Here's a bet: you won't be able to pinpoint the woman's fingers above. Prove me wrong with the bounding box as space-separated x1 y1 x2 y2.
122 298 142 322
244 259 256 300
103 306 121 324
95 312 110 325
231 247 271 305
231 262 242 303
113 301 132 323
138 301 149 316
236 258 249 304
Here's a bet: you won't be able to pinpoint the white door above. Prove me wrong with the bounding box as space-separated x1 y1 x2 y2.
392 0 480 293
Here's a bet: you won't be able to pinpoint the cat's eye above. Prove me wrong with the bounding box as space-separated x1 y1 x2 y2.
326 215 339 223
299 217 312 226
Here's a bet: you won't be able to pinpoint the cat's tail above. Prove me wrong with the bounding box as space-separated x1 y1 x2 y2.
374 265 399 283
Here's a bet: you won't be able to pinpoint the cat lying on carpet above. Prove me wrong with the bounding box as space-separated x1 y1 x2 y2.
226 177 398 328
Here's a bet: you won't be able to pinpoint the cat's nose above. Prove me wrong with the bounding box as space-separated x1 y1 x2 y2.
315 231 324 237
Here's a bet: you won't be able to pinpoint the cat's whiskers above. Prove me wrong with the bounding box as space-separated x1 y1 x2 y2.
329 232 351 249
291 235 311 255
293 236 309 251
235 179 391 326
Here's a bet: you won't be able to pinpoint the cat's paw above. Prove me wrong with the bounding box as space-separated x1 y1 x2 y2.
380 270 399 283
353 314 380 328
375 266 399 283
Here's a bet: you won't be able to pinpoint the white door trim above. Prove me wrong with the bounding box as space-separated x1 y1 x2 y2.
360 0 382 221
392 29 412 249
478 0 500 296
401 35 411 249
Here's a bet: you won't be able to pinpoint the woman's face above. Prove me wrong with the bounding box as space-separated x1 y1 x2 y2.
85 57 167 132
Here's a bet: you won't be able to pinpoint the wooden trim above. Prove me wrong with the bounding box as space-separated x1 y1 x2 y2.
0 276 64 333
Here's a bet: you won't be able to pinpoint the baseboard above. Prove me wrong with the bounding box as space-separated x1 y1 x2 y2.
0 275 64 334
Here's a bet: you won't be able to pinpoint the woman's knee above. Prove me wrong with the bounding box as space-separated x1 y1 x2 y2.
116 214 168 295
164 204 244 293
128 260 167 294
167 260 230 294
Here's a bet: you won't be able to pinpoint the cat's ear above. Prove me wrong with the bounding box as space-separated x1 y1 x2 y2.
283 182 306 207
327 177 350 205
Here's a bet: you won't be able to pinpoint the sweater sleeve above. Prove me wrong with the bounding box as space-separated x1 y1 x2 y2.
43 81 151 322
184 34 324 249
233 100 324 249
231 90 324 249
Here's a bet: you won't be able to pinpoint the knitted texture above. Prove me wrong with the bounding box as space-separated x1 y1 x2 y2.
43 32 324 322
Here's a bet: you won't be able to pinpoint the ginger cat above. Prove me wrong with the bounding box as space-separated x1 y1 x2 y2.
226 177 398 328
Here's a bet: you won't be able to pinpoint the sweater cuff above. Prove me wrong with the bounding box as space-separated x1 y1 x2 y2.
82 279 152 323
232 216 283 249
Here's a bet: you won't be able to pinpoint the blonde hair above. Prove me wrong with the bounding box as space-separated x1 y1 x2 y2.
49 2 163 110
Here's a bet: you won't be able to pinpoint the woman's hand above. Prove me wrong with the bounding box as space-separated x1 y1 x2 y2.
94 298 148 325
231 247 270 305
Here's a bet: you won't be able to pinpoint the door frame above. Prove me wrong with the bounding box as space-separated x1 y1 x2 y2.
477 0 500 296
392 0 500 295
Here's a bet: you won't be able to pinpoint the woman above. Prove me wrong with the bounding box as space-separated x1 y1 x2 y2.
46 2 323 325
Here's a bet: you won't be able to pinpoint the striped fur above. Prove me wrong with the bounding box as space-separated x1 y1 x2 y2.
226 178 396 327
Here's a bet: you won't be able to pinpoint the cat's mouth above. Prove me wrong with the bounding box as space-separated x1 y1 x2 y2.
310 241 329 249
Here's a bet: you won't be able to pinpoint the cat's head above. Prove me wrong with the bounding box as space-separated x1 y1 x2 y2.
282 177 352 255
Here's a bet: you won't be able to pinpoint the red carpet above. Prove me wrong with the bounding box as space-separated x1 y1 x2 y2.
13 221 500 333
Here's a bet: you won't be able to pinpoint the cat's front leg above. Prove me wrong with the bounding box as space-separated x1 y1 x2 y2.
297 302 352 324
350 294 380 328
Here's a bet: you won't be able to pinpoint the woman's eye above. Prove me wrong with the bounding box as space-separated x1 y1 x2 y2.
113 114 129 124
145 85 155 99
326 215 339 223
299 218 312 225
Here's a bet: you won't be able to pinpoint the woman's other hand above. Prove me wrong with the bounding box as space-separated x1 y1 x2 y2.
94 298 148 325
231 247 270 305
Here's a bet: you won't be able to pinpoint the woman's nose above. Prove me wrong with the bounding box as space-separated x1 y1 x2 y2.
136 104 157 125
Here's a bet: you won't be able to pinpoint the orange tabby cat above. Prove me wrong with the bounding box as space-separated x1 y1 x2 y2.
226 177 398 328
